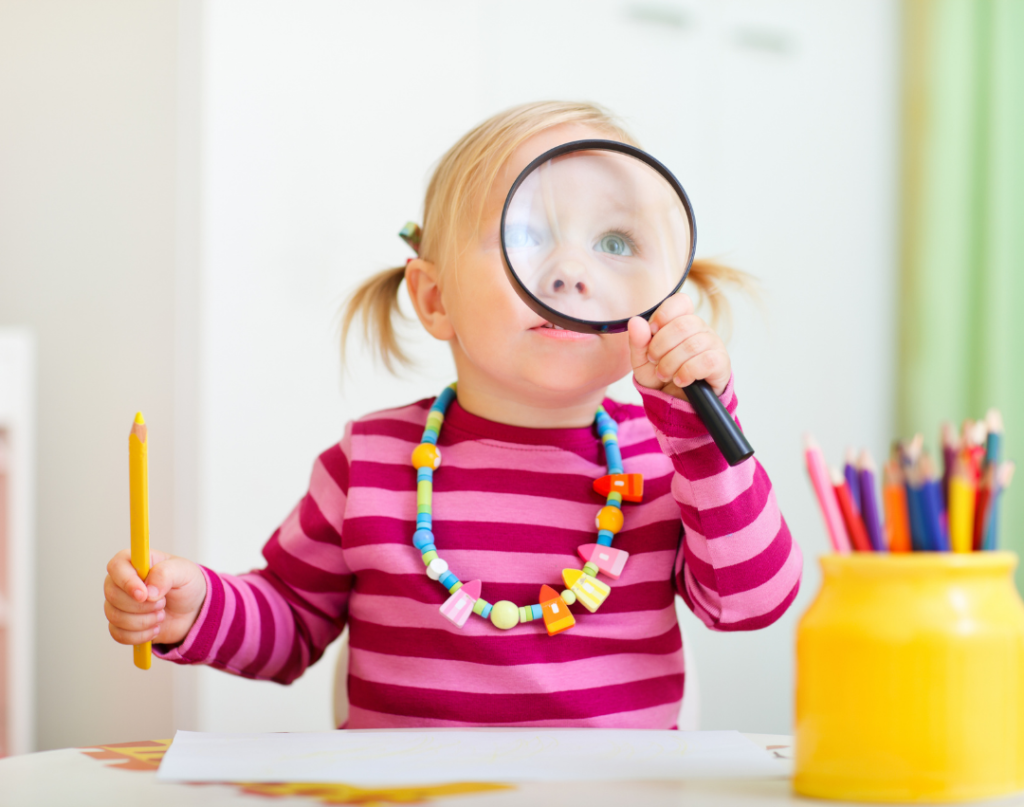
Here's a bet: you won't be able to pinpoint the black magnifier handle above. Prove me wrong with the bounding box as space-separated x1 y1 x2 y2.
683 379 754 466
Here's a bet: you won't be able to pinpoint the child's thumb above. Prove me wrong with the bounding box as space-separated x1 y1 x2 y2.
627 316 653 370
144 556 196 602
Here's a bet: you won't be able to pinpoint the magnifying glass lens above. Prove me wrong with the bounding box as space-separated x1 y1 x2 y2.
502 149 693 324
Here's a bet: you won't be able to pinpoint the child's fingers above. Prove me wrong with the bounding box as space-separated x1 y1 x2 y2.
653 331 720 383
646 314 711 365
670 349 731 394
108 621 161 647
107 549 148 602
104 575 165 614
104 599 164 632
144 556 202 603
648 293 694 335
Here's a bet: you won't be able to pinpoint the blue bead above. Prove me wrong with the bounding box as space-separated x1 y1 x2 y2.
417 514 432 528
412 529 435 550
419 543 436 554
417 467 433 483
438 570 458 589
435 386 457 413
422 430 438 445
597 529 614 546
606 498 621 509
480 602 493 619
531 603 543 620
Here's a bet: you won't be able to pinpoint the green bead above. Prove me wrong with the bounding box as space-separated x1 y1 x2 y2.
417 481 432 508
421 550 438 565
518 606 532 623
583 562 599 577
561 589 577 606
448 580 463 594
608 492 623 505
490 600 520 630
472 598 490 616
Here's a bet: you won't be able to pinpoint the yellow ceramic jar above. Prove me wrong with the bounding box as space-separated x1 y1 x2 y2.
795 552 1024 803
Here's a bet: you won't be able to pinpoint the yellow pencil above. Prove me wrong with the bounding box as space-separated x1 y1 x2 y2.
948 453 976 554
129 412 151 670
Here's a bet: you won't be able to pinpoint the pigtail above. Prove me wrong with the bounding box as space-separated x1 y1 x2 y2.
686 258 760 340
340 265 409 372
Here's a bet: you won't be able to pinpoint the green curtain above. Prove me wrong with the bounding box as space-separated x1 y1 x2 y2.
899 0 1024 583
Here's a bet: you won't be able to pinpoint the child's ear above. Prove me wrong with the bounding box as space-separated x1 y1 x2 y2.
405 259 455 341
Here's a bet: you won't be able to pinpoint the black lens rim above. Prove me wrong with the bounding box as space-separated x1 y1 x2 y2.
499 139 698 334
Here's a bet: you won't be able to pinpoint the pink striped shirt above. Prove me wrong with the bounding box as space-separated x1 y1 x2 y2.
155 378 802 728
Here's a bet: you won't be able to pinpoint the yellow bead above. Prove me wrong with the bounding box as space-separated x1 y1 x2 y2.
489 600 520 630
411 443 441 470
561 589 577 606
596 506 624 533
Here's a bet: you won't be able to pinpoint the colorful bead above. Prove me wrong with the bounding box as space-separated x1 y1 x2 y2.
607 492 623 507
448 580 463 593
417 481 432 509
412 529 435 550
411 443 442 470
560 589 577 606
440 579 480 628
539 585 576 636
582 562 599 577
592 473 644 502
597 530 614 546
422 430 439 445
426 557 449 580
416 513 432 528
490 600 520 630
438 570 458 589
595 506 624 533
421 550 438 565
604 443 623 475
417 467 433 483
530 603 543 620
472 598 490 617
562 568 611 613
577 543 630 579
518 606 533 623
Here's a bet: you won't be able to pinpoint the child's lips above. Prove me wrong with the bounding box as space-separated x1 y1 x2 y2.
530 322 597 341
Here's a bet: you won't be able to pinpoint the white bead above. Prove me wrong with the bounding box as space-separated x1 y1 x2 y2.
426 557 449 580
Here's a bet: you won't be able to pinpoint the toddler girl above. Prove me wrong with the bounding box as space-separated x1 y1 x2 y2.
103 101 801 729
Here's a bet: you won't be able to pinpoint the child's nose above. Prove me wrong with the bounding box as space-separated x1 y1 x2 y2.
539 256 592 301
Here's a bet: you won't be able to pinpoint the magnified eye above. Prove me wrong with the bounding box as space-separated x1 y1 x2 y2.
595 233 634 257
505 224 538 249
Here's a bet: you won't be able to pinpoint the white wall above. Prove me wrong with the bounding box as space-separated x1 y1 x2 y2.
0 0 181 749
197 0 899 734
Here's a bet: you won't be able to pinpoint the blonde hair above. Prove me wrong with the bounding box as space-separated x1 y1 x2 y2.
341 101 755 370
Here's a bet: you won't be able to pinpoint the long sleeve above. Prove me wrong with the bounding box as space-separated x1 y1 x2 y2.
637 377 802 631
154 426 355 684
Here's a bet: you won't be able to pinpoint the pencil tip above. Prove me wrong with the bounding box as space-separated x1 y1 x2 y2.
858 448 875 471
986 408 1004 433
803 433 819 450
134 411 145 425
844 446 857 464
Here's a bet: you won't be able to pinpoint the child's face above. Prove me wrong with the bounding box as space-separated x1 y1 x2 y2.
440 124 634 405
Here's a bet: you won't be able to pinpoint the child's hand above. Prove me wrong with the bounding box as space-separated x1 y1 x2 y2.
628 293 731 400
104 549 207 648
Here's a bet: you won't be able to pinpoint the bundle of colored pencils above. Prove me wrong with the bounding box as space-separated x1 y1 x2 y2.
804 410 1014 553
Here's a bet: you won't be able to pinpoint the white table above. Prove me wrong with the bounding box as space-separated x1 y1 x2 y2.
3 733 1022 806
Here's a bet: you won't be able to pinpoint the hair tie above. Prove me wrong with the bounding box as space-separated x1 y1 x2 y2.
399 222 422 256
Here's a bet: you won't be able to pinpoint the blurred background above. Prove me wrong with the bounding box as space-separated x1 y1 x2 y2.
0 0 1020 754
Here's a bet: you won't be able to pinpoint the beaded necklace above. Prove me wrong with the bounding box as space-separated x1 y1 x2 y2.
410 383 644 636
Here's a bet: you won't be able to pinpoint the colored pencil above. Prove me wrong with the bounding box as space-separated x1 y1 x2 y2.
947 452 976 553
920 453 950 551
857 450 886 551
940 421 958 508
129 412 151 670
804 435 851 553
844 447 862 514
832 468 873 552
984 409 1003 471
982 461 1015 551
883 460 912 553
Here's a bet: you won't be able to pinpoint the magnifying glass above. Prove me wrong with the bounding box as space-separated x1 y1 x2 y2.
500 140 753 466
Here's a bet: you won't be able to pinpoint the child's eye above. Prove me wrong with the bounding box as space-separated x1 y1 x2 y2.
504 225 539 249
595 233 634 257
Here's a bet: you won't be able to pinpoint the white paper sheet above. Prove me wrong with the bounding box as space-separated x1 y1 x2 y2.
157 729 789 785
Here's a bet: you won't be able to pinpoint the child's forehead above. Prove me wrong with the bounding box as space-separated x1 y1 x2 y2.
481 122 625 220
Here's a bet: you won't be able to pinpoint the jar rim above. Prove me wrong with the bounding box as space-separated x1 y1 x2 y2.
820 550 1018 576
